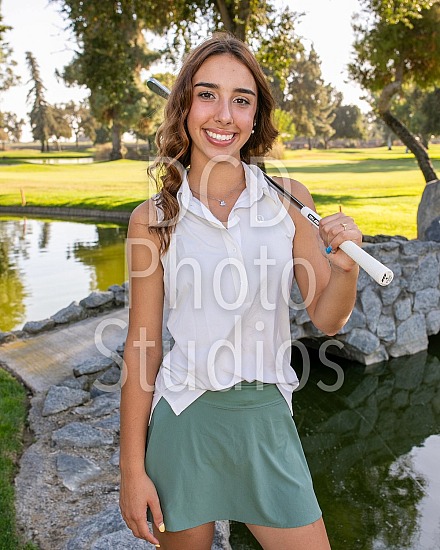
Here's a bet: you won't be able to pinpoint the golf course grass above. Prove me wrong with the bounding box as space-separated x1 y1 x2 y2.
1 144 439 238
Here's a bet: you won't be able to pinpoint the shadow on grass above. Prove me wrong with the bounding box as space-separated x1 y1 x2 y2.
0 159 31 166
311 192 415 206
270 159 421 175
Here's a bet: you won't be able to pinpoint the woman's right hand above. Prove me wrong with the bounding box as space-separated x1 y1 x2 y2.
119 470 164 545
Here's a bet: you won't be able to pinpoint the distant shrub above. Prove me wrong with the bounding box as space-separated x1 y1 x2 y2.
94 143 127 161
266 139 285 160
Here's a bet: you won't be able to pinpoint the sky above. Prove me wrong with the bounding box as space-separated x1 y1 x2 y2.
1 0 368 141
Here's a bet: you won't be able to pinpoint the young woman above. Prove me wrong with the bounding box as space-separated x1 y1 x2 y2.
119 33 362 550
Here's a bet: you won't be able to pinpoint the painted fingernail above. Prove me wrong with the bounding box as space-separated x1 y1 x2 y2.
158 522 166 533
325 246 332 254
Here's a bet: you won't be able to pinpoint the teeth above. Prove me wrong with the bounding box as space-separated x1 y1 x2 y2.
206 130 234 141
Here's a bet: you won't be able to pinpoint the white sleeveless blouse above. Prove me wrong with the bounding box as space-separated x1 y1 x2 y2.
149 162 299 424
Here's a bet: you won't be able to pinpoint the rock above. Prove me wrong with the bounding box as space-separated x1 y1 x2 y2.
52 422 114 448
380 284 401 307
407 254 440 292
95 412 120 433
343 328 380 355
0 330 17 344
96 365 122 386
109 448 120 467
426 310 440 336
79 291 114 309
360 288 382 332
73 356 116 377
22 318 55 334
75 392 120 418
114 291 127 306
42 386 90 416
426 216 440 241
389 314 428 357
56 453 101 491
59 376 90 391
51 301 86 324
414 288 440 313
66 505 127 550
417 178 440 242
107 284 124 293
393 297 412 321
91 529 153 549
376 315 396 343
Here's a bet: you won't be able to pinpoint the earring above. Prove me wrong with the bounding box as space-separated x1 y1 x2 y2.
251 129 255 134
251 121 256 134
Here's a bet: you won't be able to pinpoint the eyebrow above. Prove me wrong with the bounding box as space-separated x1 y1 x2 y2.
194 81 256 97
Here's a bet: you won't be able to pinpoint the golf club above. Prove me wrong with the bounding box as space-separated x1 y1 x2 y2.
147 77 394 286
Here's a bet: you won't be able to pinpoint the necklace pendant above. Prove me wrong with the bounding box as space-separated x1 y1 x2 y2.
219 200 226 206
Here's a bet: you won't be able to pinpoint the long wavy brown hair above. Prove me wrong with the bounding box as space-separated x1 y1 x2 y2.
148 32 278 255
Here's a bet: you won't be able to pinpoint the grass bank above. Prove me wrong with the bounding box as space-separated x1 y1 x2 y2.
0 368 36 549
1 145 439 238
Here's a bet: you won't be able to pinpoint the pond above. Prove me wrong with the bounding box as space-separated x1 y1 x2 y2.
24 157 94 165
0 216 439 549
0 216 127 332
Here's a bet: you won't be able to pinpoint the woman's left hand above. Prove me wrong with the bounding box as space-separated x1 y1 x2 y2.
319 211 363 272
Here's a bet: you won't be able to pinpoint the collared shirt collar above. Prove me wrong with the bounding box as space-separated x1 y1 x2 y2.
177 161 278 217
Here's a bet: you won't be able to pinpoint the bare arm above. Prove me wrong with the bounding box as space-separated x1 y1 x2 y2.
119 199 165 543
274 177 361 336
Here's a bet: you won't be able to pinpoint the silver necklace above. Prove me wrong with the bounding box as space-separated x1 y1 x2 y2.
190 180 245 206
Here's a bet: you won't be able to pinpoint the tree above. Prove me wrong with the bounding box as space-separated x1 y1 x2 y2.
60 100 97 148
332 104 367 142
283 47 337 149
273 108 295 143
0 3 19 91
349 0 440 182
51 105 72 151
0 111 25 143
419 87 440 140
26 51 58 152
55 1 162 160
314 84 340 149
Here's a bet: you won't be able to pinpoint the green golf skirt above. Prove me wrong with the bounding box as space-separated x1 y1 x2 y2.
145 381 321 532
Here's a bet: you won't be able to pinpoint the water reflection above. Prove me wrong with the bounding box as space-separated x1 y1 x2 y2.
0 217 127 332
25 158 94 165
231 343 440 550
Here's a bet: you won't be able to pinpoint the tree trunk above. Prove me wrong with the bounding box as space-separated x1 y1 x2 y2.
381 110 438 183
110 123 122 161
215 0 234 33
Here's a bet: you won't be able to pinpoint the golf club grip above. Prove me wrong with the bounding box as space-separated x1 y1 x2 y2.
300 207 394 286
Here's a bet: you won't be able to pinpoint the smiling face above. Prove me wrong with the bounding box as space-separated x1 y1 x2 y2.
186 54 258 167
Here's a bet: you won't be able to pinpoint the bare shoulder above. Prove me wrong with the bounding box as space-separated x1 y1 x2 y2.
271 176 316 219
128 198 160 243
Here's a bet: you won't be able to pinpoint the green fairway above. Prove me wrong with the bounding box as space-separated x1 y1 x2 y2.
1 145 439 238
